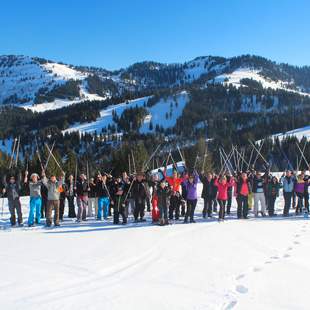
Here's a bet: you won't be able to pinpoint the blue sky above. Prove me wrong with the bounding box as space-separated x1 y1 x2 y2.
1 0 309 69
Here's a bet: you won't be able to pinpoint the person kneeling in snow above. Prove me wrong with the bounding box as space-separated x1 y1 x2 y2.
24 171 44 227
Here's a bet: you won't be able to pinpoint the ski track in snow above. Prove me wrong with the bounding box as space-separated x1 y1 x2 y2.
1 185 310 310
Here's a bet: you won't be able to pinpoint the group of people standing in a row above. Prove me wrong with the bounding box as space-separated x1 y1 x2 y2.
1 165 309 227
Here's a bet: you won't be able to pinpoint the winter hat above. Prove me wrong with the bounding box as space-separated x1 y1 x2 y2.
30 173 39 179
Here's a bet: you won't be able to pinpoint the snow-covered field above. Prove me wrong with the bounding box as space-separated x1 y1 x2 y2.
1 184 310 310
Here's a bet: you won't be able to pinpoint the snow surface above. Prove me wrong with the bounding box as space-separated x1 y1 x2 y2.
1 183 310 310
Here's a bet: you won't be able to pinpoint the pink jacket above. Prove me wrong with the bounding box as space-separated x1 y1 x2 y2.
214 178 234 200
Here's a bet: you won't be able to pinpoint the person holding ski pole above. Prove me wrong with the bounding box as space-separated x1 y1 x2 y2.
184 170 199 223
42 170 65 227
24 170 44 227
96 173 113 220
65 174 76 218
294 172 305 215
156 179 171 226
280 170 295 217
75 173 90 222
2 173 23 226
267 176 280 217
131 172 148 223
235 172 252 219
214 174 234 221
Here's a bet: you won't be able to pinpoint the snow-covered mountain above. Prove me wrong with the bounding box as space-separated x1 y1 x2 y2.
1 54 310 112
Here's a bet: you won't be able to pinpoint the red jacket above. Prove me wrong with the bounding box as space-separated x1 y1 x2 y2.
164 170 187 192
214 178 234 200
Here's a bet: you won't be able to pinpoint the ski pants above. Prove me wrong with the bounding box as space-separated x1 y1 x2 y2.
218 199 227 219
59 198 65 221
237 195 248 219
88 197 97 217
41 196 47 218
159 204 168 221
114 200 128 224
185 199 197 222
134 199 145 221
305 192 309 213
203 197 213 218
67 196 76 218
268 196 277 216
28 196 42 225
77 196 88 221
227 191 232 214
46 200 60 226
169 195 180 220
283 192 293 215
253 192 266 215
8 198 23 226
296 192 304 213
212 198 218 212
97 196 110 219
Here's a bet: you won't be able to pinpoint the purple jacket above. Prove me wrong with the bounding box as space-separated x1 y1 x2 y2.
294 182 305 194
184 172 200 200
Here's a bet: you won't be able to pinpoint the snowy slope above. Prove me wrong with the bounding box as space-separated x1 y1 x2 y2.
213 67 310 96
263 125 310 142
63 91 189 135
1 184 310 310
0 55 108 111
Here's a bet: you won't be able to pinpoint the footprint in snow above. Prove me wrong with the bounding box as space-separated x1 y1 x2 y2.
283 254 291 258
253 267 262 272
264 261 272 264
236 285 248 294
294 234 300 238
270 256 280 260
287 247 293 251
236 274 245 280
294 241 300 245
224 300 238 310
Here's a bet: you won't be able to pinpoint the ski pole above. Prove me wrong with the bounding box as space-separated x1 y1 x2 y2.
1 195 4 217
45 143 64 174
143 143 161 170
35 137 44 171
249 140 268 166
9 137 17 169
246 145 255 171
296 142 309 167
131 150 136 174
44 141 56 171
15 136 21 168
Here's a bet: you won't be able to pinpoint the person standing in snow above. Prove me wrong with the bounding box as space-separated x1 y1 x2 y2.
65 174 76 218
163 167 187 220
2 173 23 226
131 172 148 222
42 171 65 227
88 177 97 218
184 171 199 223
281 170 295 216
266 176 280 217
252 171 267 217
112 176 129 225
214 175 234 221
96 173 113 220
24 171 43 227
156 180 171 225
75 174 90 222
235 172 252 219
294 173 305 215
200 171 215 218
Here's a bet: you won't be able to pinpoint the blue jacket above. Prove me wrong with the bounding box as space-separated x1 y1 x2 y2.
281 176 295 193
